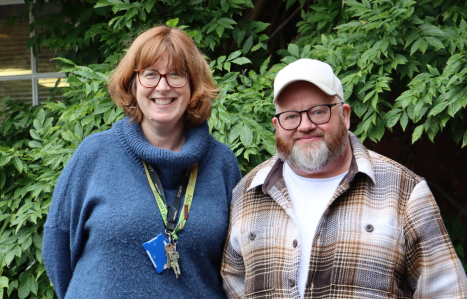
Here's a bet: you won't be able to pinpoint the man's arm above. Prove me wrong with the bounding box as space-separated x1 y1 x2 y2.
404 180 467 298
221 201 246 299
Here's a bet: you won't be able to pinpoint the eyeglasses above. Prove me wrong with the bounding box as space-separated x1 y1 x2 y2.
135 69 189 88
274 103 343 130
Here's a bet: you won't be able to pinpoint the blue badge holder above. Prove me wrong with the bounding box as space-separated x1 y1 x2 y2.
143 233 170 273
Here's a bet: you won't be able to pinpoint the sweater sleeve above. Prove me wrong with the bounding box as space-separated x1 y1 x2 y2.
404 180 467 298
43 153 76 299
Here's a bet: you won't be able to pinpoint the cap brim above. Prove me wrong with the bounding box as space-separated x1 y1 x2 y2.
273 79 337 103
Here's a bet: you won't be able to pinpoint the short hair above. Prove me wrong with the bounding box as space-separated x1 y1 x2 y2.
108 26 218 127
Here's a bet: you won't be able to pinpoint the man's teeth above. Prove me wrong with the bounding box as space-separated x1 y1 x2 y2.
153 98 175 105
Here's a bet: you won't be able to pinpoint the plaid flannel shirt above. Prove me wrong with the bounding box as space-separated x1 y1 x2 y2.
221 132 467 299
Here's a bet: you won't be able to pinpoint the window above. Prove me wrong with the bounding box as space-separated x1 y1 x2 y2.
0 0 66 106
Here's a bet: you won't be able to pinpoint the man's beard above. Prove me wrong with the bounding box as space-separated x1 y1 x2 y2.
276 115 348 174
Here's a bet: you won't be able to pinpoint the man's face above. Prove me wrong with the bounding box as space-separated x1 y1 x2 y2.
273 81 351 174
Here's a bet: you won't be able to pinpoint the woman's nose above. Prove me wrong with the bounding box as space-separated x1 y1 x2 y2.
156 77 171 91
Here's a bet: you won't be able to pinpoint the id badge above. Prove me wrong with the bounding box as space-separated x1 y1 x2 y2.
143 233 170 273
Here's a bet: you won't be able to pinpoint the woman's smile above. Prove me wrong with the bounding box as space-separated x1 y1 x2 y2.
151 97 176 106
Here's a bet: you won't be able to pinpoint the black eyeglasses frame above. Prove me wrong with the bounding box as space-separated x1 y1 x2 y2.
274 103 344 131
135 69 190 88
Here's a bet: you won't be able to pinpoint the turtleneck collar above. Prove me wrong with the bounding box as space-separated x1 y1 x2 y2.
114 117 210 189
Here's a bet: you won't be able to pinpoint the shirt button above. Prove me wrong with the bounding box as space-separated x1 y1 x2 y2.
365 224 374 232
292 239 298 248
288 279 295 287
249 232 256 240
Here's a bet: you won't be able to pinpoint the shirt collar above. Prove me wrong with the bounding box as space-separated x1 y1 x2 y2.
247 131 376 191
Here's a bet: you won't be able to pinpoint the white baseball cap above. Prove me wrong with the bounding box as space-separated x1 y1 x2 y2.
273 59 344 103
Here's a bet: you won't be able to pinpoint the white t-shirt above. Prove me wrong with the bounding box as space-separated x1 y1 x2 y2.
283 162 347 299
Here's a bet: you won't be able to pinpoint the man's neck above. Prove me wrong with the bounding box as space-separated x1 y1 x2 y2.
289 141 353 179
141 119 185 152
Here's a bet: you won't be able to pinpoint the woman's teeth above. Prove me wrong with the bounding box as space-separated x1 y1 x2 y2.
153 98 175 105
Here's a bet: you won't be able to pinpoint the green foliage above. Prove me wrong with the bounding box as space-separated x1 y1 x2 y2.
23 0 265 66
283 0 467 145
445 215 467 270
2 0 467 297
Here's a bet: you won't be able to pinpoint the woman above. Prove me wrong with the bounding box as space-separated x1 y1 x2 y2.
43 26 242 298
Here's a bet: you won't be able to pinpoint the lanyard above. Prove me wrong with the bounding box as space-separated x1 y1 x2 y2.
142 160 198 241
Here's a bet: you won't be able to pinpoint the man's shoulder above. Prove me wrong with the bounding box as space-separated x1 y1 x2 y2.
366 149 423 183
233 155 279 196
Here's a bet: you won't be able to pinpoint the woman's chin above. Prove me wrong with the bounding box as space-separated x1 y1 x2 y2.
144 114 184 128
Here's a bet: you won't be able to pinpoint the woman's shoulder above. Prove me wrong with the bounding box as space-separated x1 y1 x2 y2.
207 135 237 162
73 122 122 157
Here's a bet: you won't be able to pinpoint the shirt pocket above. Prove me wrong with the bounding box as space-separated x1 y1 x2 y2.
333 219 404 294
241 226 277 297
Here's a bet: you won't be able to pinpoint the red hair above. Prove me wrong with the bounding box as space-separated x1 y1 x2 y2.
108 26 218 127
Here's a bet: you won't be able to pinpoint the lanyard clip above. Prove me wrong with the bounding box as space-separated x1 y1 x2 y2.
165 229 178 244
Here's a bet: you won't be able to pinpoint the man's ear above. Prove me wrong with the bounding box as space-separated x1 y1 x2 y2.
342 103 351 130
272 117 278 130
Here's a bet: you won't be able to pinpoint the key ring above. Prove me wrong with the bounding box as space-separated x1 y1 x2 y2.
165 229 178 245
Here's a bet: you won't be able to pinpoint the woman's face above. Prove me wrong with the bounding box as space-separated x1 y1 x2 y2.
136 51 191 130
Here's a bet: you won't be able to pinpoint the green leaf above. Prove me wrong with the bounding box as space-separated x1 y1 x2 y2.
33 233 43 249
0 155 12 167
425 37 444 50
373 117 385 141
13 157 23 173
144 0 156 12
18 277 30 299
462 129 467 148
29 276 38 295
240 124 253 147
428 102 447 117
125 7 138 20
217 17 236 26
81 115 95 126
420 24 444 37
0 171 5 189
37 109 46 125
286 0 296 10
410 38 423 55
419 39 429 53
227 50 242 61
412 124 424 144
166 18 179 28
229 122 243 143
30 129 41 140
243 35 254 54
426 65 440 76
260 56 270 75
251 43 261 52
216 25 224 37
29 141 42 148
52 57 76 66
231 57 252 65
0 276 8 289
138 8 146 21
8 280 17 297
288 43 299 58
223 62 231 72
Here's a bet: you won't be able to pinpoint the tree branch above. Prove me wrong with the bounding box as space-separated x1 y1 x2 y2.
268 4 302 40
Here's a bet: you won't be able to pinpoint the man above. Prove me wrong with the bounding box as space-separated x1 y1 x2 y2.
221 59 467 298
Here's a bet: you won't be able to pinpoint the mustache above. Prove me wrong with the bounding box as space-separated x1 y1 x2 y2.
292 130 324 140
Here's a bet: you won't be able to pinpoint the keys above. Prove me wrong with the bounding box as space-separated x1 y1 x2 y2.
165 243 181 279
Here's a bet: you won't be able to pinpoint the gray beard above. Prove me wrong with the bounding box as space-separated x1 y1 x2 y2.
280 140 334 173
276 118 348 174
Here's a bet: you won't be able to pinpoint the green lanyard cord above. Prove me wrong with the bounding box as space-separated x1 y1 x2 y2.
143 160 198 241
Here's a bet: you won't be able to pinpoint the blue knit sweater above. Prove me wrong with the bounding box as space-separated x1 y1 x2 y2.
43 118 242 299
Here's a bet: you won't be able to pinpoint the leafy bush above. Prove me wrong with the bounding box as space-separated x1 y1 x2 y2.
1 0 467 298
